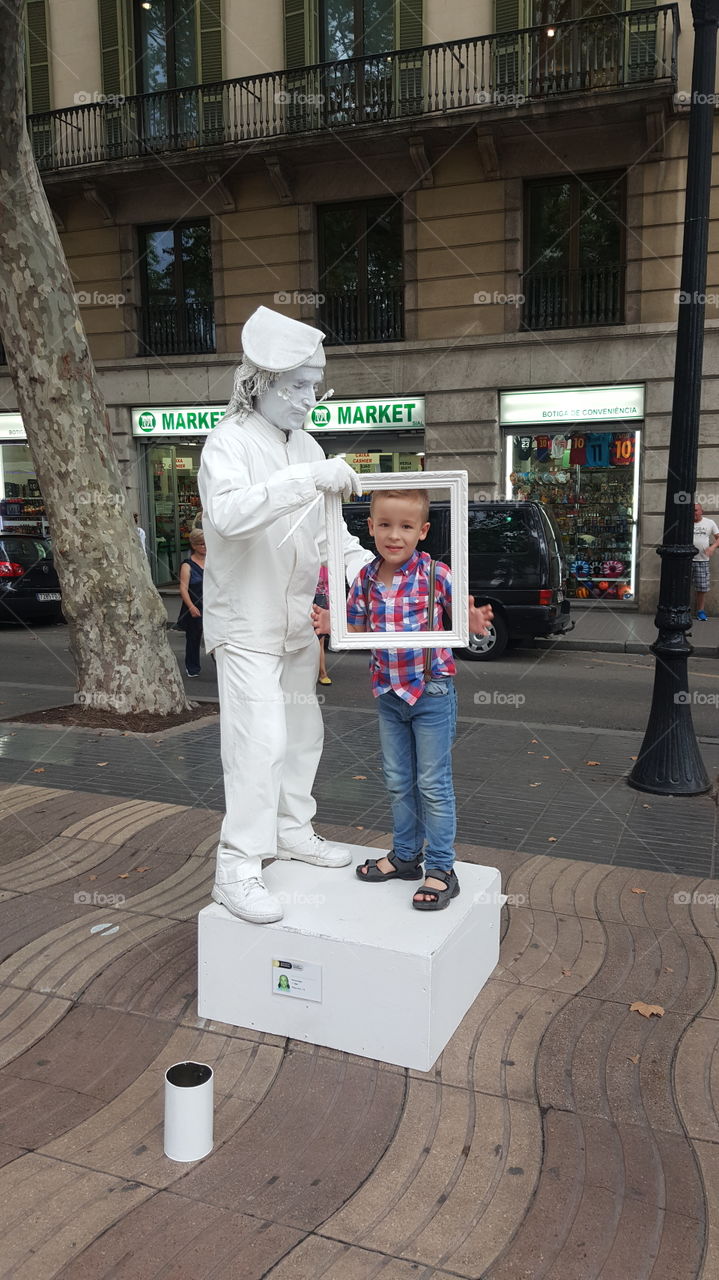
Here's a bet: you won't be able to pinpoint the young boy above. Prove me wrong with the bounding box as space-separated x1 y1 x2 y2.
312 488 492 911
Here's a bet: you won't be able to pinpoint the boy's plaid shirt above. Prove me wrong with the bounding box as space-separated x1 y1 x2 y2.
346 549 455 705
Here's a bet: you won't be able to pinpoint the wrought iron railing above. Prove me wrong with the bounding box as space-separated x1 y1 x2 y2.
138 301 216 356
319 286 404 345
27 6 678 172
522 264 625 329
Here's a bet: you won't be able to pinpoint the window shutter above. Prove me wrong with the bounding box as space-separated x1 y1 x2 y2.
98 0 135 96
627 0 656 84
25 0 51 113
494 0 519 94
495 0 519 32
285 0 306 69
397 0 422 50
199 0 223 82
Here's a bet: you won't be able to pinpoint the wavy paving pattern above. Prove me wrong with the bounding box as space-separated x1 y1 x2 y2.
0 782 715 1278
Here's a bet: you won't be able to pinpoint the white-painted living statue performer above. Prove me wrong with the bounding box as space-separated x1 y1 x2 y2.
198 306 372 924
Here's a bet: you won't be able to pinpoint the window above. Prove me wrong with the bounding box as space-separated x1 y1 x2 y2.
134 0 199 145
138 220 215 355
522 172 625 330
318 200 403 344
321 0 394 59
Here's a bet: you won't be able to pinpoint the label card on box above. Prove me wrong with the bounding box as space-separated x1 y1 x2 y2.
272 958 322 1002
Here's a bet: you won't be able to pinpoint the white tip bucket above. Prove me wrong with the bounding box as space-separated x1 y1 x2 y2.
163 1060 214 1162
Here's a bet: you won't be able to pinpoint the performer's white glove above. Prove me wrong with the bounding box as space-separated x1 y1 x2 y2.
310 458 363 501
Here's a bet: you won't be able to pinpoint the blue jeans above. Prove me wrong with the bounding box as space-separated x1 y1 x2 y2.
376 679 457 873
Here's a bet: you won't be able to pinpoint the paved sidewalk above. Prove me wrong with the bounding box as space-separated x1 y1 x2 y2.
539 605 719 657
0 707 716 878
0 780 717 1278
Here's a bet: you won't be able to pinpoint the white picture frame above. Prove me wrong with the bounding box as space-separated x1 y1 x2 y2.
325 470 469 650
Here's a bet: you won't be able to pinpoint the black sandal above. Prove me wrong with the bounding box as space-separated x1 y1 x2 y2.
356 850 424 883
412 867 460 910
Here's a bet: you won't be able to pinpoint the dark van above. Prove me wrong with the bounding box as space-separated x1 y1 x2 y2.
342 499 573 660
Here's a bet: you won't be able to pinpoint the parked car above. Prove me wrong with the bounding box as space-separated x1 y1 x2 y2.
342 499 573 660
0 534 63 624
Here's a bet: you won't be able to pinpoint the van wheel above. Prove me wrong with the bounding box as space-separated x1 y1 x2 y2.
461 612 509 661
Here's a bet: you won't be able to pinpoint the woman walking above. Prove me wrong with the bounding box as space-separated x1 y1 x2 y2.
177 528 206 677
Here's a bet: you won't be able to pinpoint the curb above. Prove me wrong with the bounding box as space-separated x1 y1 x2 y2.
533 638 718 658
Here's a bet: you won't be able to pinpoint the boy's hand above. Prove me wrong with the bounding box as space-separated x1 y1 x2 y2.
468 596 493 637
311 604 330 634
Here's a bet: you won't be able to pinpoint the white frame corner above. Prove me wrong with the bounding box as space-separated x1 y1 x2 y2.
325 470 469 650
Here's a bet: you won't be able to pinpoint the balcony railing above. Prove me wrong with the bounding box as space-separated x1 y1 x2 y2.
28 6 678 173
139 301 216 356
319 287 404 345
522 264 625 329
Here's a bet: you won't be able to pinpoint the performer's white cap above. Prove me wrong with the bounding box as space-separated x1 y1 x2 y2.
241 305 326 372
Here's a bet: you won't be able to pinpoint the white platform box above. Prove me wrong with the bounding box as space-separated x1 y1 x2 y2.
198 850 503 1071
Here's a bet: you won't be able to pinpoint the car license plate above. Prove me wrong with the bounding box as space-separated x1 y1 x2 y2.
36 592 61 602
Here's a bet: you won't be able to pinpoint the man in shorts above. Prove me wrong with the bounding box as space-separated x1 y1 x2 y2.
692 502 719 620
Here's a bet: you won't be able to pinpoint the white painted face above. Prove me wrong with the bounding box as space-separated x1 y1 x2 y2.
257 363 323 432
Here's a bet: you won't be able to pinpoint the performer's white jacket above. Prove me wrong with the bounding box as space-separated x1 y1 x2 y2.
197 409 372 883
198 409 370 654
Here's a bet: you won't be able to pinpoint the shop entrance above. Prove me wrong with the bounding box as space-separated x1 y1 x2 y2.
147 440 203 585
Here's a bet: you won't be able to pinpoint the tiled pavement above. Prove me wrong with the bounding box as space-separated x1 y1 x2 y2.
0 707 717 876
1 781 719 1277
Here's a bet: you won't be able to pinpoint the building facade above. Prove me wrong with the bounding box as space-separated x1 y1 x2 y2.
0 0 714 609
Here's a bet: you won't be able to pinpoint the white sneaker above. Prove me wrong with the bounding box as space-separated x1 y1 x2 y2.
276 831 352 868
212 877 283 924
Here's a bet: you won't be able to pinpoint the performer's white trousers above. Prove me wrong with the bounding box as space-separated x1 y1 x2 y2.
214 640 323 885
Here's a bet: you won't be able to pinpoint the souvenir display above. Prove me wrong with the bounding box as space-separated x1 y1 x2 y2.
508 429 636 600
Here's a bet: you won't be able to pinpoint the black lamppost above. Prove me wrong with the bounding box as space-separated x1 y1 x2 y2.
629 0 719 796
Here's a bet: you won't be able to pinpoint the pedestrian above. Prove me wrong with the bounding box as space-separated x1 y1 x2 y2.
692 501 719 620
177 527 206 677
198 305 372 925
312 487 493 911
133 512 147 554
314 563 332 685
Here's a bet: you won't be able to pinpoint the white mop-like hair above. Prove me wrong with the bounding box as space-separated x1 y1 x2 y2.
225 356 279 420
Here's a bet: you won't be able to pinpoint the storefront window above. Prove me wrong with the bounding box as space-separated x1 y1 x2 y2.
507 427 638 601
148 441 203 584
0 443 48 536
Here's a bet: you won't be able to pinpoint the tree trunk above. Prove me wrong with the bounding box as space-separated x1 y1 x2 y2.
0 1 190 715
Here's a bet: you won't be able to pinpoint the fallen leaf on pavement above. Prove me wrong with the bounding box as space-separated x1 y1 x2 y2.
630 1001 665 1019
548 836 558 843
542 755 550 759
118 873 129 879
664 966 674 973
630 756 638 760
530 739 538 743
135 867 150 874
631 888 647 895
530 782 541 787
353 775 367 780
32 768 44 773
642 803 651 808
627 1053 640 1064
88 875 97 881
97 762 109 767
562 969 572 976
586 761 600 767
355 825 364 830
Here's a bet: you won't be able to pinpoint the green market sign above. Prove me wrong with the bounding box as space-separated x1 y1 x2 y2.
306 397 425 432
132 406 226 436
